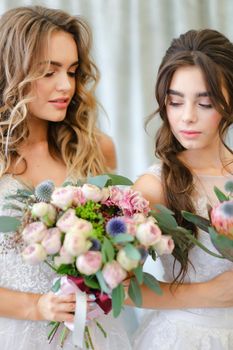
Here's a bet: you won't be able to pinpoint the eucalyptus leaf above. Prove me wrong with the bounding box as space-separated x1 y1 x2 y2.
209 227 233 261
51 278 61 292
102 237 115 262
182 211 210 233
112 233 134 244
128 278 142 307
112 283 125 317
96 270 111 294
143 272 163 295
154 204 175 215
133 265 143 284
104 174 133 186
0 216 21 232
124 244 141 260
84 276 100 289
214 186 229 202
87 175 110 188
152 211 178 230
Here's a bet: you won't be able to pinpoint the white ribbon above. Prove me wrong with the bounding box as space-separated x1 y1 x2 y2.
72 289 87 347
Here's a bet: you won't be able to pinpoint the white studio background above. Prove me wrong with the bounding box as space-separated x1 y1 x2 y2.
1 0 233 337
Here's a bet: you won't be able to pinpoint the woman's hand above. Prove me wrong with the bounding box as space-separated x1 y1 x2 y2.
36 292 76 322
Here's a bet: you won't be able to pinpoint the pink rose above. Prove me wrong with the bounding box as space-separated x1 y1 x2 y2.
22 243 47 264
63 231 91 256
51 186 75 210
81 184 104 202
102 260 127 289
56 209 79 233
117 249 140 271
120 189 150 216
54 246 75 267
153 235 175 255
136 221 162 247
76 251 102 275
71 186 86 206
41 227 62 255
22 221 47 243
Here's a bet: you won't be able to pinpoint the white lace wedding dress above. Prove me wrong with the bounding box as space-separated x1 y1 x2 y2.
0 175 132 350
133 164 233 350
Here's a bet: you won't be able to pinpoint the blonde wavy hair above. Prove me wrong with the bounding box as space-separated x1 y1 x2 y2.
0 5 108 179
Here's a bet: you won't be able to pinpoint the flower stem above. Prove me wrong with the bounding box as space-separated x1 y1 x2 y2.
48 321 60 343
85 326 95 350
95 321 107 338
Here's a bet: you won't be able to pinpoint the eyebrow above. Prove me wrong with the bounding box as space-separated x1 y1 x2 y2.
49 60 79 68
167 89 211 98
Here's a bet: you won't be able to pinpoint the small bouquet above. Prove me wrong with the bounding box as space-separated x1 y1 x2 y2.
182 180 233 261
0 174 175 349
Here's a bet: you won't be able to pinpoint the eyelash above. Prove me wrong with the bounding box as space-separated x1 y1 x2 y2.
44 71 77 78
168 102 213 109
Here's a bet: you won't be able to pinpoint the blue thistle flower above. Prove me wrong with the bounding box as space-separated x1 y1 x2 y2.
90 238 101 251
35 180 55 202
106 218 127 237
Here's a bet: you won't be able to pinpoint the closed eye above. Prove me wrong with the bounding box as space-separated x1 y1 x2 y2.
168 101 183 107
199 103 212 109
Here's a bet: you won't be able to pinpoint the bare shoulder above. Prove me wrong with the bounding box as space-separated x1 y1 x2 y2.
133 173 165 209
98 132 117 171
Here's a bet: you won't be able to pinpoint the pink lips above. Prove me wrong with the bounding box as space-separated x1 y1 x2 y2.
180 130 201 138
48 97 70 109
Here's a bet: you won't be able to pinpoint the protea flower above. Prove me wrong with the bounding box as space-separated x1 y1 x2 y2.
35 180 55 202
211 201 233 238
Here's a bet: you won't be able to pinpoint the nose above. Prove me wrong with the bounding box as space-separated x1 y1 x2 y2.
56 72 73 92
181 102 197 123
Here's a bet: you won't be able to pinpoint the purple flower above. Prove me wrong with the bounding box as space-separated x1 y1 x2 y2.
90 238 101 251
106 218 127 237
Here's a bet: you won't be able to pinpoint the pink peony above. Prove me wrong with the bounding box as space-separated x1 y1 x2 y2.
211 201 233 238
56 209 79 233
120 188 150 216
22 221 47 243
136 221 162 247
41 227 62 255
153 235 175 255
76 251 102 275
71 218 93 238
102 260 127 289
54 246 75 267
63 230 91 256
81 184 104 202
22 243 47 264
71 186 86 206
51 186 75 210
117 249 140 271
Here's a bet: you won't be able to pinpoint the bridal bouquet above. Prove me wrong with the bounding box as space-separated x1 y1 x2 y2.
0 174 175 349
182 180 233 261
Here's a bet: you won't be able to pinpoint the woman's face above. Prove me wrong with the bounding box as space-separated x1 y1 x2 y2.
28 31 78 122
166 65 223 151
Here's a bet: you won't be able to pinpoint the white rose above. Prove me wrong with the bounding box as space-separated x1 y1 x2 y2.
41 227 62 255
22 222 47 243
56 209 79 233
153 235 175 255
51 186 75 210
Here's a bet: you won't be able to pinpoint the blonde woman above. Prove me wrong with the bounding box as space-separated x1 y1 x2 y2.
0 6 131 350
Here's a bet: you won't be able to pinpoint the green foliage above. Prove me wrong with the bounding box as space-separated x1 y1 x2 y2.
128 278 142 307
209 227 233 261
75 201 105 241
124 244 141 260
143 272 163 295
214 186 229 202
101 237 115 263
51 278 61 292
95 270 111 294
0 216 21 233
86 174 133 188
112 283 125 317
112 233 134 244
84 276 100 289
55 263 79 276
182 211 210 233
133 265 144 284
